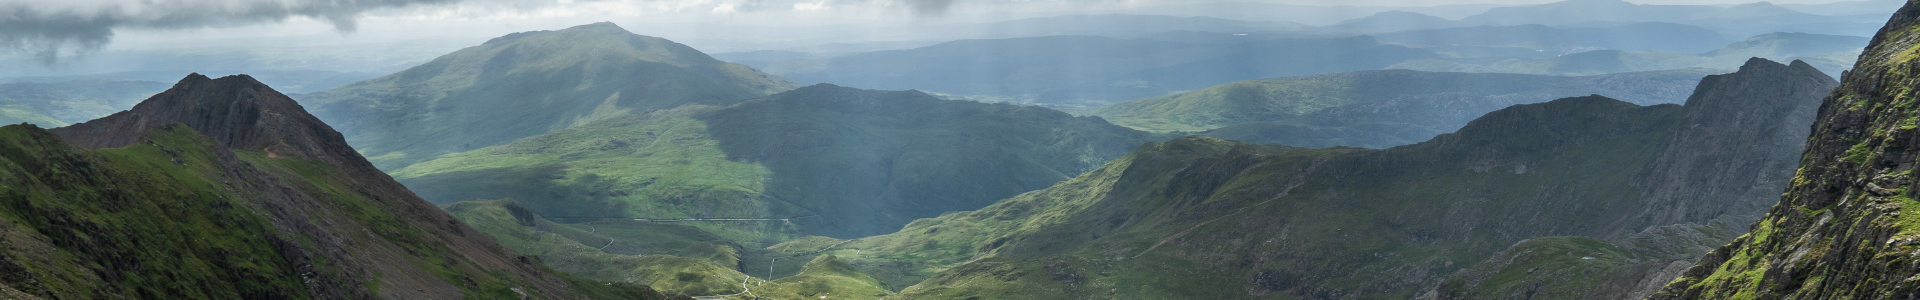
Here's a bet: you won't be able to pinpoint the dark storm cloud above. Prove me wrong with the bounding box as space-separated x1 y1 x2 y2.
0 0 457 64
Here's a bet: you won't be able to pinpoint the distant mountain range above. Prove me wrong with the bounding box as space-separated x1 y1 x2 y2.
1371 22 1730 56
1458 0 1886 37
1394 32 1869 78
0 80 165 127
742 35 1437 107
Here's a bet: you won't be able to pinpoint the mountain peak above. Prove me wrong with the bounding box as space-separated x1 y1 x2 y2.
563 21 630 33
53 73 368 170
1697 57 1836 109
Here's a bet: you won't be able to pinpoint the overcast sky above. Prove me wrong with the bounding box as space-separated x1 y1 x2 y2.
0 0 1884 73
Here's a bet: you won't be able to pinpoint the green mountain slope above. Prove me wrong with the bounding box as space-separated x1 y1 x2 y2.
0 80 166 127
748 254 892 299
394 83 1161 239
1651 2 1920 298
1092 69 1710 147
445 199 754 296
795 58 1830 298
0 74 675 299
300 22 794 170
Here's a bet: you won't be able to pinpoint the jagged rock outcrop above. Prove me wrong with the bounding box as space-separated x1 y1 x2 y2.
1652 1 1920 298
1631 58 1837 229
1429 58 1837 300
54 73 363 172
0 74 671 299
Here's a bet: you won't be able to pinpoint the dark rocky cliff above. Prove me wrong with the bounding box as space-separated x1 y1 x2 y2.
1652 0 1920 298
1430 58 1837 300
1631 58 1837 229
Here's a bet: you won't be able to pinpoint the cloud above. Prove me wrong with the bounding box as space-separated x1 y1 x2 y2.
0 0 458 65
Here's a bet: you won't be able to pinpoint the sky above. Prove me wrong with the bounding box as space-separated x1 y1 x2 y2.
0 0 1885 74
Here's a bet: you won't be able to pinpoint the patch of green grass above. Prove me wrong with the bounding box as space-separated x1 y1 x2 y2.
445 199 754 296
395 106 794 244
749 254 892 299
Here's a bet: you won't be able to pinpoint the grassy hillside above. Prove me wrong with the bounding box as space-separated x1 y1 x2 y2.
395 84 1160 240
747 254 893 299
1093 68 1709 148
445 199 755 296
0 124 673 299
300 22 794 170
0 73 694 299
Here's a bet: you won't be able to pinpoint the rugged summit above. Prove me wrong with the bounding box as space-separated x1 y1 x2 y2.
1653 1 1920 298
0 74 669 299
1632 58 1836 230
54 73 362 171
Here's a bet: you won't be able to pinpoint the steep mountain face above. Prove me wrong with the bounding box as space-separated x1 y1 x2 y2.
1 74 671 299
1653 2 1920 298
392 84 1160 240
1432 58 1837 300
795 58 1828 299
1093 68 1711 147
752 35 1436 107
0 80 166 127
300 22 795 170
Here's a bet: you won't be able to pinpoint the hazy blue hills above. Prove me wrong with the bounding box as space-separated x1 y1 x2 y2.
753 35 1436 108
4 70 379 94
1393 32 1868 78
0 80 166 127
1327 11 1463 33
1372 22 1731 56
1458 0 1882 37
299 22 795 170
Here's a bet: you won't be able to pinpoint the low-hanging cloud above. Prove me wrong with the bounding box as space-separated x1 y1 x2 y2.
1 0 458 65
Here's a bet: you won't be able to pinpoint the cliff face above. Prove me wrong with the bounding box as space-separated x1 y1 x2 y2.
1632 59 1838 228
1430 58 1836 300
1653 1 1920 298
0 74 669 299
